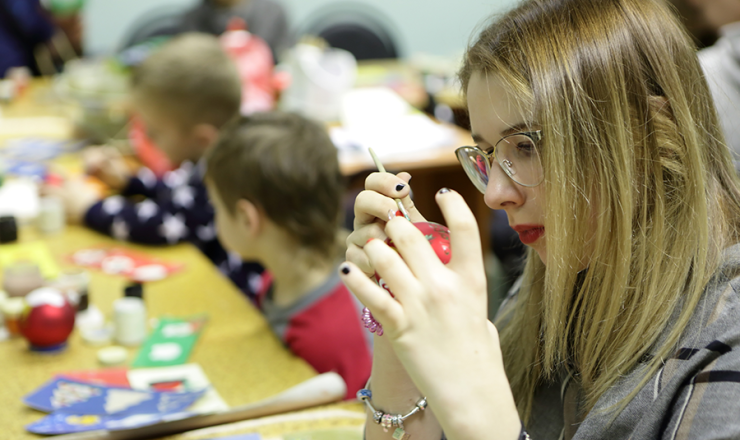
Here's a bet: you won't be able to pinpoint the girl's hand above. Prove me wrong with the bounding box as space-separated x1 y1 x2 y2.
345 171 425 277
340 188 520 439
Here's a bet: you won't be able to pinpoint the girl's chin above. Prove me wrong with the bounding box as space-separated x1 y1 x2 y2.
532 246 547 265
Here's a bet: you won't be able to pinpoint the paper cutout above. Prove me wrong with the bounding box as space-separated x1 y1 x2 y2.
104 389 152 414
24 378 203 415
70 247 183 281
132 316 207 368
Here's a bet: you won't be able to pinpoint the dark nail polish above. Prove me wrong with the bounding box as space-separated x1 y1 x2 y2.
438 187 450 194
340 265 350 275
395 183 406 192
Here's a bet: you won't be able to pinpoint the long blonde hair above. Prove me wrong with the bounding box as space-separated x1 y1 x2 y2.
460 0 740 421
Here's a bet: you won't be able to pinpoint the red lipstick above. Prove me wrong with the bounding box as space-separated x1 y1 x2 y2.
512 224 545 245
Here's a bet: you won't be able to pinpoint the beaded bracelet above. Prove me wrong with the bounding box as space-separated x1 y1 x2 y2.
362 307 384 336
357 385 426 440
358 383 530 440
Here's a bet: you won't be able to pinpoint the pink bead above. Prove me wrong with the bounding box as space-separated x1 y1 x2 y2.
362 307 384 336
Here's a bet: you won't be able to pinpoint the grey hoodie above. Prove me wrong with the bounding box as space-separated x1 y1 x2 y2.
504 244 740 439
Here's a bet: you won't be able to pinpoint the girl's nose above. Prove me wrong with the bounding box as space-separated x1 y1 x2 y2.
484 161 524 209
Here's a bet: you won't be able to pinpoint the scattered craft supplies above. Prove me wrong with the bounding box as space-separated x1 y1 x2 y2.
23 373 347 439
58 363 228 413
23 377 205 415
26 410 198 435
70 246 184 281
127 363 229 413
23 377 205 435
132 316 208 368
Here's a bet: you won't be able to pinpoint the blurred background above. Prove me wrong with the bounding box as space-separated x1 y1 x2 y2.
84 0 511 59
79 0 717 58
0 0 724 316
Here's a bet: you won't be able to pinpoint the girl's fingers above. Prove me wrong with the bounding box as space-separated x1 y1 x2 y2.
338 261 404 329
390 172 425 223
436 189 486 275
384 216 446 280
362 171 426 221
345 243 373 277
347 219 387 248
346 220 388 276
363 237 422 305
353 189 400 230
364 171 412 199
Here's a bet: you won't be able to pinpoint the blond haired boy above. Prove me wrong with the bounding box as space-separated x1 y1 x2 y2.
205 112 372 399
50 33 263 295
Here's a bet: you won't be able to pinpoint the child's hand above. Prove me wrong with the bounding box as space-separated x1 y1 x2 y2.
42 177 101 224
345 171 424 278
340 189 520 438
83 146 132 191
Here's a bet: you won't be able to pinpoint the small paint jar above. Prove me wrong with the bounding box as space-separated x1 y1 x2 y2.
113 297 147 346
37 196 65 235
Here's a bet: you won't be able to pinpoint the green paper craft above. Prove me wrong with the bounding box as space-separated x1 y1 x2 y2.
132 316 207 368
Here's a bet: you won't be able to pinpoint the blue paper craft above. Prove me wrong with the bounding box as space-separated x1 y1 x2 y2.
3 160 48 180
23 378 204 416
0 138 84 162
26 410 197 435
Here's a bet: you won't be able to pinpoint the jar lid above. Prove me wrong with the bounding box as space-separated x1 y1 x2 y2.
124 282 143 299
97 346 128 365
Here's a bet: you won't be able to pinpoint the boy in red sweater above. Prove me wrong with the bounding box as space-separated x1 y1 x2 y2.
204 112 371 398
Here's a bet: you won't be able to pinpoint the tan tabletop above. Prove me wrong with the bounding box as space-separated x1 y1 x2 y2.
0 226 318 439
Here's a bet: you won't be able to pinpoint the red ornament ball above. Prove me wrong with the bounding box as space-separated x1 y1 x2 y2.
19 288 76 351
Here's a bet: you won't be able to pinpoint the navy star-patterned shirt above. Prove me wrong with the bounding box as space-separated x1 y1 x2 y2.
84 161 263 298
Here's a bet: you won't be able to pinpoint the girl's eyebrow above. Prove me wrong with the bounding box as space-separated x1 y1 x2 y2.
501 122 531 136
472 122 531 144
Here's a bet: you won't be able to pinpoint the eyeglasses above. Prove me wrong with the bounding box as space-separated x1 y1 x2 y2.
455 130 543 193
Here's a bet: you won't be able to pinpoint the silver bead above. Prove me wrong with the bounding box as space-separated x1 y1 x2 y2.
373 410 383 424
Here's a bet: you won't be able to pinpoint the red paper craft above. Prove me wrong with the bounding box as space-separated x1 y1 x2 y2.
70 247 184 282
57 368 131 387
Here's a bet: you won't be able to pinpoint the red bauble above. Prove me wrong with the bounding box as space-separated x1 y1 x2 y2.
19 288 76 350
375 222 452 295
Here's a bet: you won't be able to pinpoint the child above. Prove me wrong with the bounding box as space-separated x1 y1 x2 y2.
179 0 291 62
204 112 372 399
342 0 740 439
48 33 263 296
